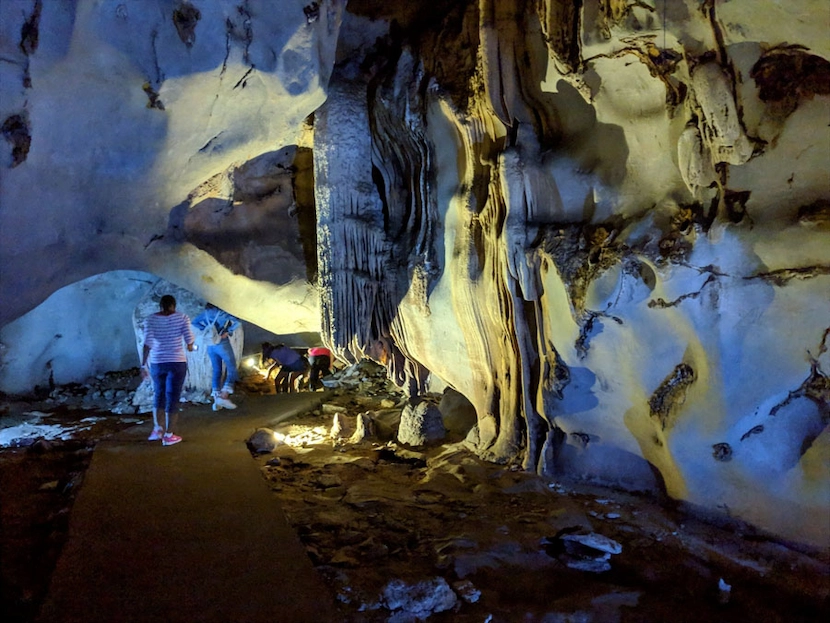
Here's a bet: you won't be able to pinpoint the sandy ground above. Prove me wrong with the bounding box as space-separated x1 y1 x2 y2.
1 364 828 622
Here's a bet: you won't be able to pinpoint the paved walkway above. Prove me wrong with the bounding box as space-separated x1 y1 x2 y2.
37 394 339 623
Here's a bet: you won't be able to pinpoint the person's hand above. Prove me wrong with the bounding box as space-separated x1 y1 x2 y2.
140 365 150 379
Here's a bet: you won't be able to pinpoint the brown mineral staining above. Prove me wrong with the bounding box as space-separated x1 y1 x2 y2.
142 82 165 111
751 46 830 115
671 206 695 234
723 189 751 223
172 2 201 48
19 0 42 56
657 231 692 262
1 114 31 167
797 200 830 230
712 442 732 462
649 363 696 430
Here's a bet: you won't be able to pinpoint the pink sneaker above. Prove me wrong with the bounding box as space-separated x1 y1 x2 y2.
148 427 164 441
162 433 182 446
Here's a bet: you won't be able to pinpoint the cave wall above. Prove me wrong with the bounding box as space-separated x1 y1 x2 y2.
0 271 155 395
1 1 828 547
0 0 344 332
315 0 830 546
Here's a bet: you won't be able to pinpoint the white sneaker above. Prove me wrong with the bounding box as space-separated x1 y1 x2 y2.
214 396 237 410
222 385 234 395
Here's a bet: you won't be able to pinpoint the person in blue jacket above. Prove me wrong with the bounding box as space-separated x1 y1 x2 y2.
192 303 240 410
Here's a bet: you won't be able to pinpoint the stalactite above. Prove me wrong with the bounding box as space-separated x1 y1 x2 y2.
690 62 755 167
677 123 717 200
315 76 391 365
315 40 448 395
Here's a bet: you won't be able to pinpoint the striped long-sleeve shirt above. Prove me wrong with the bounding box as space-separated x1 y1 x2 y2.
143 312 195 364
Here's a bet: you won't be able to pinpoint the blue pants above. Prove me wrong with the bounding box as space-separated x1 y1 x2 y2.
150 362 187 413
208 341 238 391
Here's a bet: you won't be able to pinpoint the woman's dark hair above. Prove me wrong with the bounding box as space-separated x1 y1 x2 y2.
260 342 273 366
160 295 177 312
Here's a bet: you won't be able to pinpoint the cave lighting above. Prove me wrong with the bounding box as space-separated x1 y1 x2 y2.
271 426 329 448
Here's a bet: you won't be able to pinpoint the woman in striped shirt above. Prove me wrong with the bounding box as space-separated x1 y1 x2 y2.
140 295 196 446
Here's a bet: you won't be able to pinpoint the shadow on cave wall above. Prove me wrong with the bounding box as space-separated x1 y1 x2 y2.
166 147 318 286
550 79 629 190
503 4 630 192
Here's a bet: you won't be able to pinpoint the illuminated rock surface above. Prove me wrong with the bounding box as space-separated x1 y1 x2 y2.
1 0 828 547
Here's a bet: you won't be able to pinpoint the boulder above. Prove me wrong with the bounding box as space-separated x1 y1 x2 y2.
397 400 446 447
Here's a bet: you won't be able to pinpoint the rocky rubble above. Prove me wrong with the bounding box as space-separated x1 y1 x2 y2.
1 360 828 621
3 369 142 415
249 361 830 622
0 370 147 449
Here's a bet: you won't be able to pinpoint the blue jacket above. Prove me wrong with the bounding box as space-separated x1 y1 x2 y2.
191 308 240 338
263 344 302 368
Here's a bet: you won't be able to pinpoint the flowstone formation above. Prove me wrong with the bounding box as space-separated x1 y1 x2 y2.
313 0 830 546
1 1 828 548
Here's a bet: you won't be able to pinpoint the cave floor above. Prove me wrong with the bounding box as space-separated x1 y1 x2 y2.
1 371 828 623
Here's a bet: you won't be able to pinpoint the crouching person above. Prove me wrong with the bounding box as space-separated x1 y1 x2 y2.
261 343 309 393
307 346 332 391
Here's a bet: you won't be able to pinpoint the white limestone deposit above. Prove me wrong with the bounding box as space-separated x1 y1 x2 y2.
0 413 96 448
1 1 828 547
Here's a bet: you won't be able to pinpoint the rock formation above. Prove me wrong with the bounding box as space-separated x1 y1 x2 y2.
1 1 828 546
0 0 340 330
